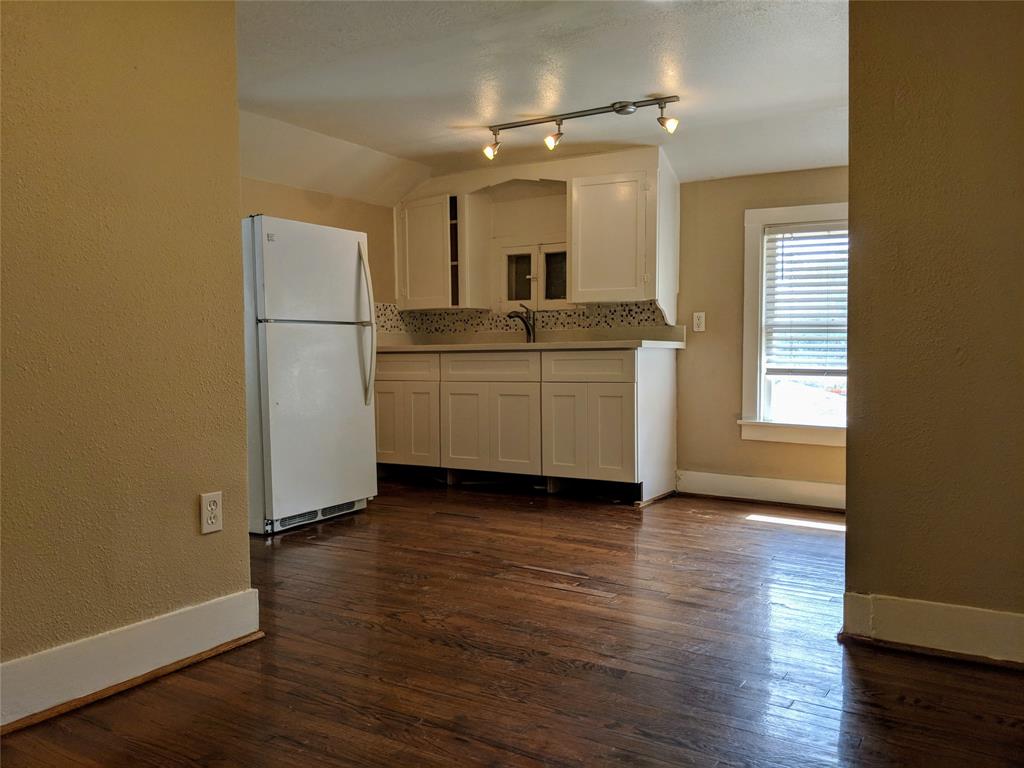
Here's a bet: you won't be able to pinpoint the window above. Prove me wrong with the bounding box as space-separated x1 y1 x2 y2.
741 203 848 446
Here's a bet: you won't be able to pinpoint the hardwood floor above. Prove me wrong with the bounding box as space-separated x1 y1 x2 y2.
3 480 1022 766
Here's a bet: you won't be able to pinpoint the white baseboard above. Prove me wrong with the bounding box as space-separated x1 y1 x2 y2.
676 470 845 509
0 588 259 726
844 592 1024 663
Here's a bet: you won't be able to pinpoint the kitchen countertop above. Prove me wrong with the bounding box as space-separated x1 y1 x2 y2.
377 339 685 352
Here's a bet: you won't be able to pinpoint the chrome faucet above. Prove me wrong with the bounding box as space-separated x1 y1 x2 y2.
506 303 536 343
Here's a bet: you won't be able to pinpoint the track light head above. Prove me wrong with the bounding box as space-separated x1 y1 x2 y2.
483 130 501 159
544 121 563 151
657 103 679 134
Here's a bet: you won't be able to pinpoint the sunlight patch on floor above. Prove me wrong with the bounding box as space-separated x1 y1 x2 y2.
746 513 846 532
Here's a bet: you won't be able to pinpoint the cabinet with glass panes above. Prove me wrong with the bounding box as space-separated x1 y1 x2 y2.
473 178 571 312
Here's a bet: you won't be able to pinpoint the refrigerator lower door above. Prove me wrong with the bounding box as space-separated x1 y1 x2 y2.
259 322 377 526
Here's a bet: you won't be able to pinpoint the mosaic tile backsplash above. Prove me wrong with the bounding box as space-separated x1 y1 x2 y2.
376 301 667 335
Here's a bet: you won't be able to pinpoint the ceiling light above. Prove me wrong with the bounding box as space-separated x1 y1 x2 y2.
657 103 679 134
544 121 563 151
483 95 679 155
658 116 679 134
483 130 501 160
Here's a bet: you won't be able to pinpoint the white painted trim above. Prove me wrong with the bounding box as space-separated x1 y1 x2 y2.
677 470 845 509
0 589 259 726
742 202 849 424
738 420 846 447
843 592 1024 663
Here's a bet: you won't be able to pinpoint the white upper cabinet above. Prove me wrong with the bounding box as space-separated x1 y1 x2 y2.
396 193 489 310
569 172 647 304
398 194 450 309
395 147 679 323
568 154 679 324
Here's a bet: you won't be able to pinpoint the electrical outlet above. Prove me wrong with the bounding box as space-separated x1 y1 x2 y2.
693 311 706 332
200 491 223 534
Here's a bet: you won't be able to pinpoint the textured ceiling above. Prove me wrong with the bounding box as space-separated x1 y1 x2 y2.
237 1 848 180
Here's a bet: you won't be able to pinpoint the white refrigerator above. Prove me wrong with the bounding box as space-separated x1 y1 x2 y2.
243 215 378 534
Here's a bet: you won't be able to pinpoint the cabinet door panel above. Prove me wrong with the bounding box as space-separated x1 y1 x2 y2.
376 353 440 381
570 173 646 303
405 382 440 467
440 382 489 469
587 383 637 482
542 350 636 383
442 351 540 382
373 381 404 464
401 195 450 309
489 383 541 475
542 383 589 479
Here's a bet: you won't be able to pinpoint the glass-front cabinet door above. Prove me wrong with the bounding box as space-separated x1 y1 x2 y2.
539 243 570 310
497 242 570 312
505 249 534 304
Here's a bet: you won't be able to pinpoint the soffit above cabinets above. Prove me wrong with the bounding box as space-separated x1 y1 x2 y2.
479 179 566 203
236 1 848 182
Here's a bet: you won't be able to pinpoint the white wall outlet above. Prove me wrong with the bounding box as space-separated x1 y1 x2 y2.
200 491 223 534
693 311 706 332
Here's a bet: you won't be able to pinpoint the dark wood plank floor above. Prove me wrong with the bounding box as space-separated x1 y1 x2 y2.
3 480 1022 767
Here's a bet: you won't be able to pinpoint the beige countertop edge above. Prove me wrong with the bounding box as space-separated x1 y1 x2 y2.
376 340 685 352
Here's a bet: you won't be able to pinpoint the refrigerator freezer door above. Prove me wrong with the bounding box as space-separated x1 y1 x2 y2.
259 322 377 521
255 216 371 323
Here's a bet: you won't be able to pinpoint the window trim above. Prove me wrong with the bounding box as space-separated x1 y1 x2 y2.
741 203 848 447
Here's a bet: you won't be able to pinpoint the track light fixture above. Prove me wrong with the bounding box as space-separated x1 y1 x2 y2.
657 102 679 134
482 95 678 159
544 120 563 151
482 129 501 160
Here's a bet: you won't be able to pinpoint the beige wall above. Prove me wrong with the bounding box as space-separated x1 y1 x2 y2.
847 2 1023 612
1 2 251 660
240 178 397 303
677 167 848 483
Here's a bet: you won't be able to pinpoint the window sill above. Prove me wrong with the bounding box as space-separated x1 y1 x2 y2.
737 420 846 447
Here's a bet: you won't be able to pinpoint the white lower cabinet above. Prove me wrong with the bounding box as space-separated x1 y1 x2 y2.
406 382 441 465
489 382 541 475
374 380 440 466
541 383 589 478
542 382 636 482
587 383 636 482
441 381 541 475
440 381 490 470
374 381 403 463
378 346 676 503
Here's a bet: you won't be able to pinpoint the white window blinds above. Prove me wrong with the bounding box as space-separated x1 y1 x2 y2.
762 221 848 375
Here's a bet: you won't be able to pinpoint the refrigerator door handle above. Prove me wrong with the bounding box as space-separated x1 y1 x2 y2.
357 240 377 406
